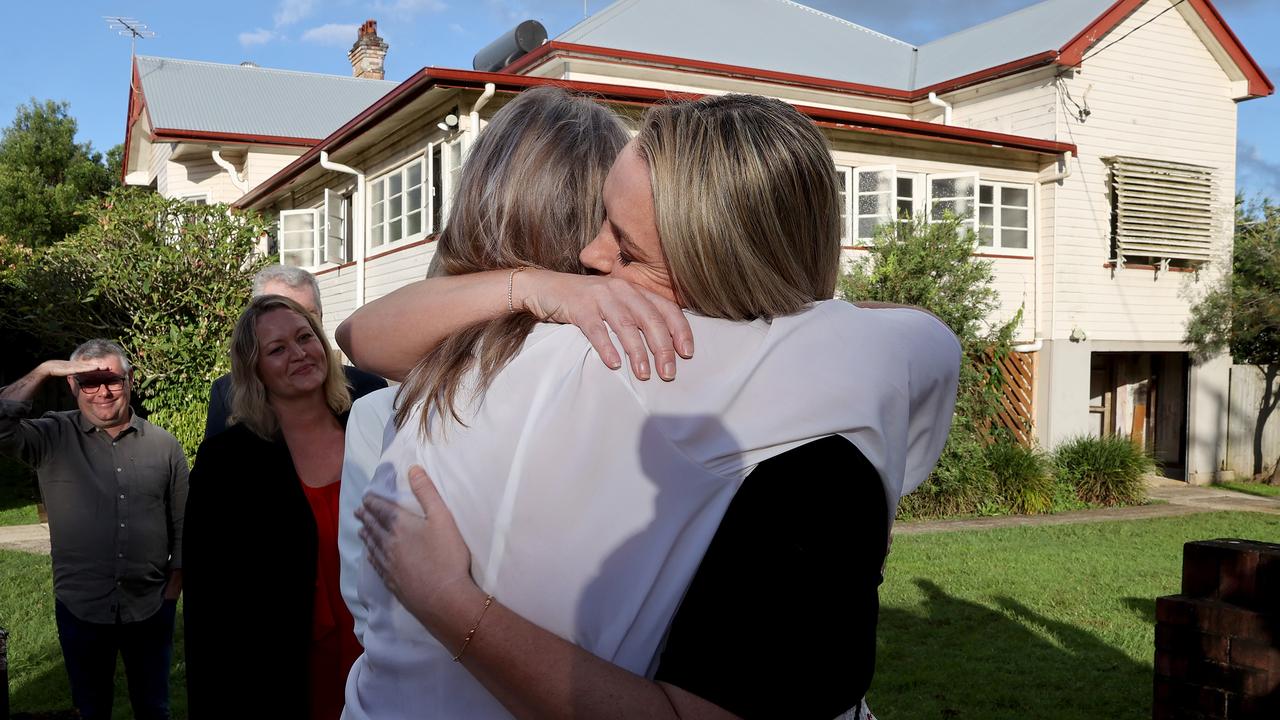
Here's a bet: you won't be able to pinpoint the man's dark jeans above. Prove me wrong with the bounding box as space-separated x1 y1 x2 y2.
54 598 176 720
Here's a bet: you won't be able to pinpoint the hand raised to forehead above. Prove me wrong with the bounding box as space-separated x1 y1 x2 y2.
45 359 116 378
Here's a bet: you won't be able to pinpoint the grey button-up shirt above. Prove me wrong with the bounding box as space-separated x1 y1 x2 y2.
0 398 188 624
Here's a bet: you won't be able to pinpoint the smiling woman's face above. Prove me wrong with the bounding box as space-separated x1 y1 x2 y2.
254 307 328 401
579 141 678 304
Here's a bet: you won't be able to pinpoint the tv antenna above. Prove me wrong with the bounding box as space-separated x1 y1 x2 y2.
105 17 156 57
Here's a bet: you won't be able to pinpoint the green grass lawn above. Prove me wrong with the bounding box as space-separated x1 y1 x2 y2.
0 456 40 526
1214 480 1280 498
1 551 186 720
3 512 1277 718
870 511 1279 719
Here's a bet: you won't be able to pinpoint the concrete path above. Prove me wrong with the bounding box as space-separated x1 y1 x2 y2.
0 479 1276 551
895 476 1279 535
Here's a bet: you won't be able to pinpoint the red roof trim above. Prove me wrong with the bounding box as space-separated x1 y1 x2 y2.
1059 0 1272 97
121 58 143 183
149 128 321 147
236 68 1074 209
505 41 916 100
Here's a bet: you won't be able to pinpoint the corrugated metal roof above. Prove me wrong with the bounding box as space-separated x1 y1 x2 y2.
136 56 398 139
557 0 918 90
915 0 1116 88
557 0 1120 92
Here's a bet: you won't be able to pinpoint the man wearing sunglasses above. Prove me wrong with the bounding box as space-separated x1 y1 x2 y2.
0 339 187 720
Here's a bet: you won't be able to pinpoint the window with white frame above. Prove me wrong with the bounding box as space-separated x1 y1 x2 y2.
835 166 853 243
369 158 425 249
369 138 462 251
854 166 896 242
928 173 978 234
278 190 351 268
977 183 1031 252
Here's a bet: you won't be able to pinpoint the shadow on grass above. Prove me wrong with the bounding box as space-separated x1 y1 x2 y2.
0 456 39 516
871 579 1151 720
1121 596 1156 624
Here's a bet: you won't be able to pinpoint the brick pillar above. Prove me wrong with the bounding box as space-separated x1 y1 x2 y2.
1154 539 1279 719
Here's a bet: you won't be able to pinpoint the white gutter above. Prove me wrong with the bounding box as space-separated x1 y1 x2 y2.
927 91 952 125
467 83 497 152
211 149 248 194
320 150 367 309
1038 149 1073 354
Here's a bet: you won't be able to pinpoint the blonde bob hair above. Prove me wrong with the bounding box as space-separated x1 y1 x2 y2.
397 86 629 434
635 94 842 320
230 294 351 439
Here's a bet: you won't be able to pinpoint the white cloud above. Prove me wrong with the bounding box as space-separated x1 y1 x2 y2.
449 23 465 35
373 0 448 19
484 0 533 25
274 0 315 27
301 23 361 46
238 28 276 46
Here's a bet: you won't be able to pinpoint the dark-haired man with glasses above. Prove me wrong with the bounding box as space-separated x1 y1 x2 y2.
0 339 187 720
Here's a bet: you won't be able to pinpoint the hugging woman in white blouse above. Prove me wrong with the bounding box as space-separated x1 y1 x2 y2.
340 93 960 719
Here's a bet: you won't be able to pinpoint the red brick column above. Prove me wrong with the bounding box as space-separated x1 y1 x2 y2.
1154 539 1279 719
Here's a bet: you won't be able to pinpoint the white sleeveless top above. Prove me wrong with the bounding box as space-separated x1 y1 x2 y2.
343 300 960 719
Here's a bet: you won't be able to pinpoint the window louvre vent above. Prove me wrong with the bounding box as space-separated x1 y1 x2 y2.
1105 156 1217 264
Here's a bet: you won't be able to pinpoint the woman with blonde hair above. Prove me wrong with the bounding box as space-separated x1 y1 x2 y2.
345 93 960 718
183 294 360 719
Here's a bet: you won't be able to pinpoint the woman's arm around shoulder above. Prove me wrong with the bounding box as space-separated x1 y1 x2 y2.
359 465 741 720
335 269 693 383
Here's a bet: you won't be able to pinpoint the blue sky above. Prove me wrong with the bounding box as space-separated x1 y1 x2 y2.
4 0 1278 198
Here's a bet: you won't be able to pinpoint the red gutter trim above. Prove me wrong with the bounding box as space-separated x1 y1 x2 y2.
1186 0 1273 97
1059 0 1272 97
914 51 1060 96
150 128 321 147
506 41 915 100
237 68 1074 209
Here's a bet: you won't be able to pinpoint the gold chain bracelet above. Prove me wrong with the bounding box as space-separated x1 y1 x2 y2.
453 594 495 663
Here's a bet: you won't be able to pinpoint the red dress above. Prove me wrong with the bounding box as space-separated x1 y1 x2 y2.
301 480 363 720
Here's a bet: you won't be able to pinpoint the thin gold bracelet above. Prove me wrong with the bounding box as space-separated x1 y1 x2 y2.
453 594 495 663
507 267 527 313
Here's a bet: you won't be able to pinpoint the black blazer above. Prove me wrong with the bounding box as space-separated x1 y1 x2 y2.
655 435 888 719
182 422 325 718
203 366 386 440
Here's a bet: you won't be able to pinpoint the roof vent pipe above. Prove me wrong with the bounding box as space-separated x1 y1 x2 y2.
927 92 952 125
473 20 547 72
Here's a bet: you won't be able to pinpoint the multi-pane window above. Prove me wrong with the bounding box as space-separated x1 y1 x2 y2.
978 183 1031 251
896 175 918 219
370 138 461 250
928 174 978 233
854 167 895 242
370 158 426 249
278 191 351 268
836 166 853 243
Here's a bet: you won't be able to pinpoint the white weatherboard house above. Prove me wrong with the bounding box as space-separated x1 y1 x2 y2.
121 0 1274 483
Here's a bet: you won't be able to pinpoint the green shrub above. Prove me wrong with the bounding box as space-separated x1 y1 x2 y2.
1052 435 1156 507
898 416 996 519
0 187 272 460
987 440 1054 514
840 214 1019 520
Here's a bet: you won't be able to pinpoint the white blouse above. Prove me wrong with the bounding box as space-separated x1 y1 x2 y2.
342 300 960 719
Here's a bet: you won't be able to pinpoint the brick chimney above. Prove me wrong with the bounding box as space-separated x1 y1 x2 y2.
349 20 388 80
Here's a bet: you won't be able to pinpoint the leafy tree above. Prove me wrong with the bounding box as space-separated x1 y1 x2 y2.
839 215 1020 518
0 99 115 246
1185 197 1280 483
0 187 272 458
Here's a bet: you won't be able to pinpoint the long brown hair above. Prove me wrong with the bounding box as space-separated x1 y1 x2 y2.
396 87 628 435
230 294 351 439
636 94 841 320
